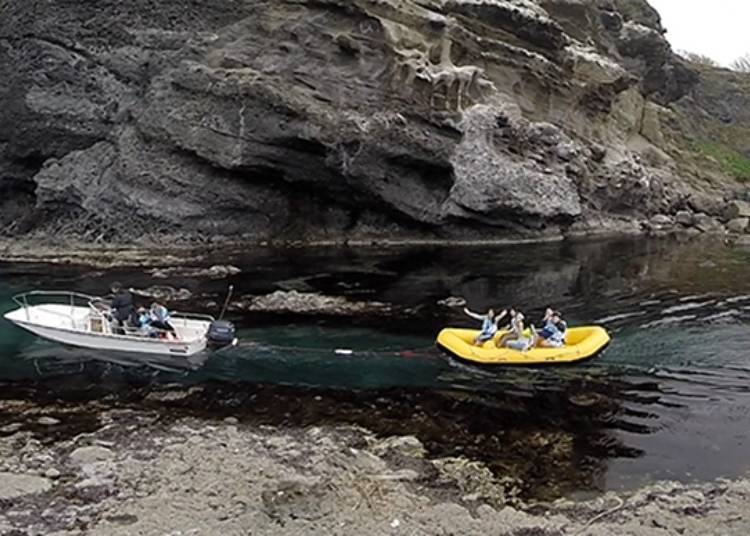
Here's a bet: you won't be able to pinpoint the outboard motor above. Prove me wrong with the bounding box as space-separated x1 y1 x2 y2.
207 319 237 349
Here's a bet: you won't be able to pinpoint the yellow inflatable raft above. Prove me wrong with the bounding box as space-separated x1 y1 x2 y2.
436 326 610 366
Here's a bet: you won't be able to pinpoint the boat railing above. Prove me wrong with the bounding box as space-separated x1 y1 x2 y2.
170 311 215 325
11 291 101 327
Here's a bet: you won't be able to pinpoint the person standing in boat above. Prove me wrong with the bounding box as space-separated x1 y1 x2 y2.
463 307 506 346
149 302 177 339
109 282 135 334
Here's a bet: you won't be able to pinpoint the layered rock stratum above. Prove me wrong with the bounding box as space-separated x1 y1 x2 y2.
1 0 748 245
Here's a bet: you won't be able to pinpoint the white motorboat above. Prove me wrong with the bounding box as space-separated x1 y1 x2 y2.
3 291 237 357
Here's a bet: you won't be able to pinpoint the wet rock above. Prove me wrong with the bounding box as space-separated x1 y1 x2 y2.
44 468 62 479
0 472 52 499
37 416 61 426
374 469 421 482
132 286 193 302
727 218 749 234
675 210 694 226
372 436 427 459
432 457 510 504
233 290 393 316
437 296 467 308
693 213 725 234
0 423 23 434
688 194 724 217
69 446 115 464
650 214 673 226
724 200 750 221
148 265 241 279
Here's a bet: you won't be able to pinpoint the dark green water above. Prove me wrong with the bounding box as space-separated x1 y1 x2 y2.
2 237 750 499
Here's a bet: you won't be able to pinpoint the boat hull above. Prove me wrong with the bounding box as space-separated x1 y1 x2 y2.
4 305 208 357
436 326 610 366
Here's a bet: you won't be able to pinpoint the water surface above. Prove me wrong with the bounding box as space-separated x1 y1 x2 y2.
2 237 750 499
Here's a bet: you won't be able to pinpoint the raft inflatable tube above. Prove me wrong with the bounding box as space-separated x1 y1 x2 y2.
436 326 610 366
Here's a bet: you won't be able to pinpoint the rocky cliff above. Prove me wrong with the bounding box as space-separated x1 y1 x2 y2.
1 0 748 245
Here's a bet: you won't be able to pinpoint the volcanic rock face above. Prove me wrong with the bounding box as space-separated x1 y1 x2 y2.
0 0 745 244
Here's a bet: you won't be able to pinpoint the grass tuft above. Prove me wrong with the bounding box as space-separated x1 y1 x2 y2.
695 142 750 182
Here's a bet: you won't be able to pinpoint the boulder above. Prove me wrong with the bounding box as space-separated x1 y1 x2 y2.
725 200 750 221
44 468 62 479
675 210 694 226
693 213 726 234
0 472 52 499
371 435 427 458
727 218 749 234
69 445 115 464
688 194 723 217
650 214 672 226
37 416 60 426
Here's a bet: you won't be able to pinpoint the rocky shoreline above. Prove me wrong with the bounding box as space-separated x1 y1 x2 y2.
1 210 749 268
0 383 748 535
0 393 747 535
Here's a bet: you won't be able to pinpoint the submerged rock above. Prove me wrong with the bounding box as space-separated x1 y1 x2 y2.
132 286 193 302
232 290 393 316
37 416 61 426
148 265 241 279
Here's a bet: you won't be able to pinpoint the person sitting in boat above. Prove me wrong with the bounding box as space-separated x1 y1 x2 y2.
149 302 177 339
135 307 157 337
496 308 525 348
463 307 506 346
505 326 538 352
534 308 567 348
109 282 135 333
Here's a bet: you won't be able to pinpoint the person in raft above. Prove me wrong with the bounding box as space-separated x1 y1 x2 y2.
534 308 567 348
496 308 537 351
463 307 507 346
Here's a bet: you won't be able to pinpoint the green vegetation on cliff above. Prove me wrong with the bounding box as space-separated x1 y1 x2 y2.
696 142 750 182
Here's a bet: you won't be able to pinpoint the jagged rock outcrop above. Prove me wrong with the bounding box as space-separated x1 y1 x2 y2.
0 0 747 244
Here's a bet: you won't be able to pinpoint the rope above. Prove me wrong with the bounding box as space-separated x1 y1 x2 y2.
234 341 436 358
